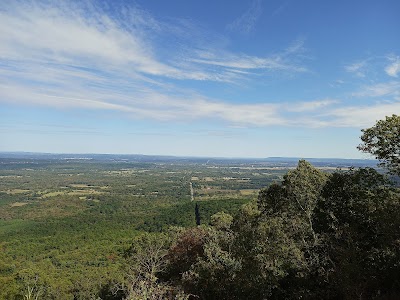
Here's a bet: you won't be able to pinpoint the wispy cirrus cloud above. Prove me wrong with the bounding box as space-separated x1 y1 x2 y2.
3 0 393 131
2 64 396 129
336 54 400 127
227 0 263 34
0 1 308 86
352 81 400 98
271 1 289 17
385 55 400 77
0 79 338 127
344 60 368 77
189 38 309 76
327 101 400 127
345 54 400 80
285 99 338 112
0 1 197 80
0 0 313 127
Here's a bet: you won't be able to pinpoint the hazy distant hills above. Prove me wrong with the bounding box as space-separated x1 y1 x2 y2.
0 152 378 168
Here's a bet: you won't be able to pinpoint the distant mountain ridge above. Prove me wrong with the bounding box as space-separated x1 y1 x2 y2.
0 152 378 168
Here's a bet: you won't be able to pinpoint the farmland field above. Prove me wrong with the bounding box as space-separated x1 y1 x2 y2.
0 153 377 298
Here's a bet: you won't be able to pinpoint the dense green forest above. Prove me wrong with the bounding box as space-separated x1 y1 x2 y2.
0 115 399 299
0 153 284 299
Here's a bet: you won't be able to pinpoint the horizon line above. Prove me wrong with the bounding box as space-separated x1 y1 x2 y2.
0 150 377 161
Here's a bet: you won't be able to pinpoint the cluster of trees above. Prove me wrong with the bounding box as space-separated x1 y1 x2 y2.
117 115 400 299
6 115 400 299
121 163 399 299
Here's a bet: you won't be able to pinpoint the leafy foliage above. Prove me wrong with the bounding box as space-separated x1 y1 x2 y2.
123 233 189 300
1 116 399 299
163 161 400 299
314 168 400 299
358 114 400 175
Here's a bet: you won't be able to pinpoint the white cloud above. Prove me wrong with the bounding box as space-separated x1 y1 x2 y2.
285 99 338 112
0 0 311 126
344 60 367 77
0 81 278 125
0 78 339 128
0 2 185 79
3 72 397 129
385 55 400 77
189 38 308 74
327 101 400 127
0 1 308 87
345 54 400 80
352 81 400 98
189 51 305 73
3 1 391 131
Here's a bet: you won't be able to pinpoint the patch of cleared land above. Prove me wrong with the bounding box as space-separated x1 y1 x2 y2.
68 190 103 196
4 189 30 194
70 184 95 188
10 202 29 207
41 191 66 198
40 189 105 198
240 189 258 195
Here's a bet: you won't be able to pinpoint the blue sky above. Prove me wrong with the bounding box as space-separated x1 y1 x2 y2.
1 0 399 158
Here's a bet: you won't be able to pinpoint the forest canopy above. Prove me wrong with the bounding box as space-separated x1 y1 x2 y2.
1 116 399 299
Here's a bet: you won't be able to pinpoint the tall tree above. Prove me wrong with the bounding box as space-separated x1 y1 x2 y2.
358 114 400 175
123 233 189 299
256 160 328 298
313 168 400 299
258 160 327 243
